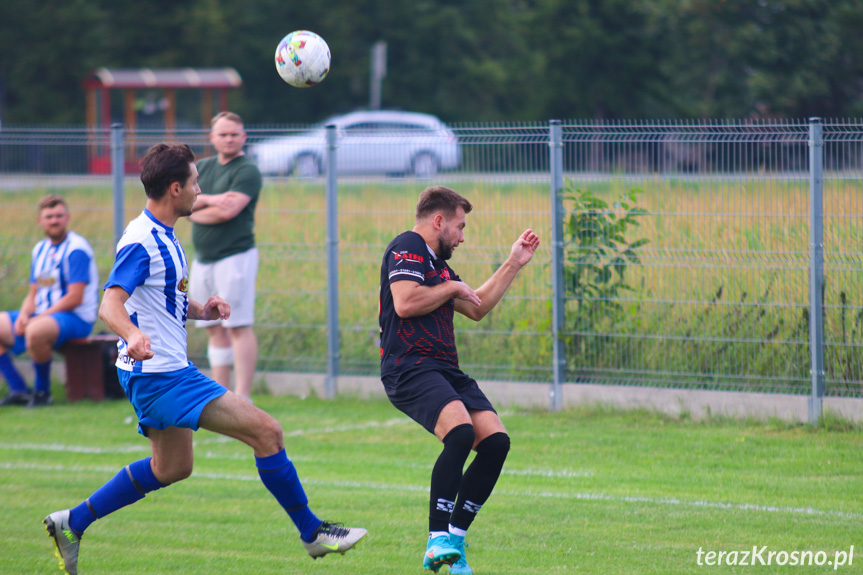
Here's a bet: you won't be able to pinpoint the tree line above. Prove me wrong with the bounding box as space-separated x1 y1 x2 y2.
1 0 860 126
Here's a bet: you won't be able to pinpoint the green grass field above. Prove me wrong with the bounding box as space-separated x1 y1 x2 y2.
2 388 862 574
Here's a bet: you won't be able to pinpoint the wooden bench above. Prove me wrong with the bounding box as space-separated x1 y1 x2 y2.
60 334 120 402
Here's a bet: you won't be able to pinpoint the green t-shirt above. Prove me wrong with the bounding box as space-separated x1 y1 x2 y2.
192 154 262 263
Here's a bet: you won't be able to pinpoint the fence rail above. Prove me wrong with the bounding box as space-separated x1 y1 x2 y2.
1 118 861 420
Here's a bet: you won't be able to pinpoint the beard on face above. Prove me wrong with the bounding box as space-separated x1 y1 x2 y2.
437 231 454 260
44 218 68 240
47 227 67 241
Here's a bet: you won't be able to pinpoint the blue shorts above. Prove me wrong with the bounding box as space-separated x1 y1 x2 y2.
118 363 228 437
6 310 93 356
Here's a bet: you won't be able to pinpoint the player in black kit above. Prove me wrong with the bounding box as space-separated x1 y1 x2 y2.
379 185 540 574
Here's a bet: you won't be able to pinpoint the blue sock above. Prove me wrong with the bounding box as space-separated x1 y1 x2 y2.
256 450 322 542
0 353 29 393
68 457 166 535
33 360 51 394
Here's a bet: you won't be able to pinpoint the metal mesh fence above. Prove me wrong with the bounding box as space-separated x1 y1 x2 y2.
0 119 860 400
822 121 863 397
560 121 812 393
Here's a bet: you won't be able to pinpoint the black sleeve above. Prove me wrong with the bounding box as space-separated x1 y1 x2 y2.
385 233 429 285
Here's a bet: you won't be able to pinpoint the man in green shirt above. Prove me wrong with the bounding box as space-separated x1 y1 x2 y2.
190 112 262 399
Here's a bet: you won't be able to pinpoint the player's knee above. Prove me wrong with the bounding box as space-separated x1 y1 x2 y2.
476 432 510 463
24 330 54 353
155 460 194 484
207 345 234 367
255 413 285 453
443 423 475 455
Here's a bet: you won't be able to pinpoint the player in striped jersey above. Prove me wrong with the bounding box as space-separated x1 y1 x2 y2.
0 194 98 408
42 144 366 575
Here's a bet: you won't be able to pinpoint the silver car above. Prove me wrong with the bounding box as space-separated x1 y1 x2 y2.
249 110 461 178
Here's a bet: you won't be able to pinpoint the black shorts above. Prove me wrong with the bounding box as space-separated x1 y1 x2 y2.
382 367 496 434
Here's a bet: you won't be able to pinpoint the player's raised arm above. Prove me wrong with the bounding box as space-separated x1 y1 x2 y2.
454 229 540 321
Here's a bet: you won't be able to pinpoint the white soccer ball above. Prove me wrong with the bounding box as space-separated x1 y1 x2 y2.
275 30 331 88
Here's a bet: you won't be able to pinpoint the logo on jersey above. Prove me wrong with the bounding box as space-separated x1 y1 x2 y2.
392 251 424 265
178 277 189 293
36 274 56 287
440 268 451 281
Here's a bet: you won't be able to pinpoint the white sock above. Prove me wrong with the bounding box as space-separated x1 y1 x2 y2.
429 531 449 540
448 524 467 538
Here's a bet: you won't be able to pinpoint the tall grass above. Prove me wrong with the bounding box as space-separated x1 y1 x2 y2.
0 175 860 393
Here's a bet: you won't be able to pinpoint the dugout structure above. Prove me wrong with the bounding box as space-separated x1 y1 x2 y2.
82 67 243 173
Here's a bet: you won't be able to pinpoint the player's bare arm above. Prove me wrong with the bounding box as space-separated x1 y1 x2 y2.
30 282 86 318
13 285 38 335
391 278 481 318
189 191 251 224
99 286 154 361
455 229 540 321
188 296 231 321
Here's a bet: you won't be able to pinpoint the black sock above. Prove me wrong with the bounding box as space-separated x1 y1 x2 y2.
428 424 475 533
450 432 510 531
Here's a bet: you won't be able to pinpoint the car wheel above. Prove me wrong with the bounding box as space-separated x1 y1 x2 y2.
412 153 438 178
294 154 321 178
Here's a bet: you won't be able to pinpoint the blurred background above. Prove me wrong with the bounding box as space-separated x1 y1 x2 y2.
1 0 862 127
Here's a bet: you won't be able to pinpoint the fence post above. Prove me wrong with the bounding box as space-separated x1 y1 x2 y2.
549 120 565 412
110 123 125 249
808 117 825 424
324 125 340 399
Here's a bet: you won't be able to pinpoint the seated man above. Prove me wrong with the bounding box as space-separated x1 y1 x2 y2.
0 194 99 407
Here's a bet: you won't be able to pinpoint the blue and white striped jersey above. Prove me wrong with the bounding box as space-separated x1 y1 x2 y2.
105 209 191 373
30 230 99 323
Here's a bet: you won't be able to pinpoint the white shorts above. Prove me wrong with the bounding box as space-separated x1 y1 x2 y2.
190 247 258 328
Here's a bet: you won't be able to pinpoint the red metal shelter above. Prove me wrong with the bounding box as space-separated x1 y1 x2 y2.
82 67 243 172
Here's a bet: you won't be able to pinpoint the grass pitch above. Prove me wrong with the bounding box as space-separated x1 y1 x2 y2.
1 388 861 574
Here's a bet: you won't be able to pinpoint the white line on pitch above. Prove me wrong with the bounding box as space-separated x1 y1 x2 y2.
2 462 859 521
0 440 592 476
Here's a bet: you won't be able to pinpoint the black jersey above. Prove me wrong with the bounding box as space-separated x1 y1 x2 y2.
379 231 462 377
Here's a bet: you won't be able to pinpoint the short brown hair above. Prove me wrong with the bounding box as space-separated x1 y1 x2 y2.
210 111 244 128
415 186 472 221
140 143 196 200
38 194 67 212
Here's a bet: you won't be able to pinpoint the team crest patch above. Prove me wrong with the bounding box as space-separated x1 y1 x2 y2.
178 277 189 293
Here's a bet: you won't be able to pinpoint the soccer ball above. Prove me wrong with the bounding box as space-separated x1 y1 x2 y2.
275 30 331 88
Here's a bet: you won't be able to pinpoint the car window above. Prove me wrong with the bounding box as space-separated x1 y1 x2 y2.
343 122 379 131
388 122 433 132
342 121 431 133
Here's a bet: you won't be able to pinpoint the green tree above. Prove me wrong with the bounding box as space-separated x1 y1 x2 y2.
644 0 863 118
529 0 665 119
0 0 108 123
2 0 863 125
